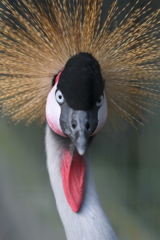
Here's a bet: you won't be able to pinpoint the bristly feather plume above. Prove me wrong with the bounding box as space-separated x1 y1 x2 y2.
0 0 160 127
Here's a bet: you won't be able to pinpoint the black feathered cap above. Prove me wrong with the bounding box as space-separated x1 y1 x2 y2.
57 52 104 110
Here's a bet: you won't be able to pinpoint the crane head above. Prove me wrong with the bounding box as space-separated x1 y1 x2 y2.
46 52 107 155
46 53 108 212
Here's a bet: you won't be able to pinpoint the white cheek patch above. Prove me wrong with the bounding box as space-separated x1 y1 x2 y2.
46 83 67 137
93 94 108 135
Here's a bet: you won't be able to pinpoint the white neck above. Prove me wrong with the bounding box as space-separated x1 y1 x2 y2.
45 125 118 240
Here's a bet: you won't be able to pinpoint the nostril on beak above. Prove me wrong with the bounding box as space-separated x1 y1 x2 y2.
72 122 77 129
85 122 90 131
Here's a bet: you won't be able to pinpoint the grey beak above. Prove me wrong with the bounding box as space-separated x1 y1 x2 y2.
68 110 92 156
73 131 88 156
60 103 98 155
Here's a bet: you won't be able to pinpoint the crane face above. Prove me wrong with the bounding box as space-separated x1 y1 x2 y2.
46 52 108 155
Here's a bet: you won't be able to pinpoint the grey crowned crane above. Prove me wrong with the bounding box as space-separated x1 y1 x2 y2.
0 0 160 239
45 52 117 240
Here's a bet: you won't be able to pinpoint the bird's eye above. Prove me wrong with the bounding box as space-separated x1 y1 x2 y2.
55 90 64 104
96 95 104 107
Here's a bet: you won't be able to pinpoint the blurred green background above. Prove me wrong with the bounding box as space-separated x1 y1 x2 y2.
0 0 160 240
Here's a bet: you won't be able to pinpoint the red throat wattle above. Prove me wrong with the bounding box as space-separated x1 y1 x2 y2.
61 150 85 212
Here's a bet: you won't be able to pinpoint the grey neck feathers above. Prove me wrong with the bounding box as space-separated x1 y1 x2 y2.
45 124 118 240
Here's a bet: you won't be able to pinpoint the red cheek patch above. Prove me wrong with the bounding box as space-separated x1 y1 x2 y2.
61 150 85 212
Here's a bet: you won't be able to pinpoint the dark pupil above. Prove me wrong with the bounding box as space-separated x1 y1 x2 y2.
59 95 62 99
98 98 101 103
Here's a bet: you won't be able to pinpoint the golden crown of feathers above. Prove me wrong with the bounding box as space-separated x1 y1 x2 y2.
0 0 160 128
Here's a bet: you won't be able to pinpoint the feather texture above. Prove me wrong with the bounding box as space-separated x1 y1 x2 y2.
0 0 160 127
